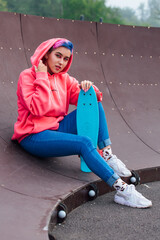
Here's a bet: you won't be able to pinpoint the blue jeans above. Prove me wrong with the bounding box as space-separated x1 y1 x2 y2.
20 103 119 187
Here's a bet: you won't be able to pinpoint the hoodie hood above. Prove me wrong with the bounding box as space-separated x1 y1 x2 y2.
30 38 73 74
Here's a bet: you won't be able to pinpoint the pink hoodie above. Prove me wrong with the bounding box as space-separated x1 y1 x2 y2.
12 38 102 143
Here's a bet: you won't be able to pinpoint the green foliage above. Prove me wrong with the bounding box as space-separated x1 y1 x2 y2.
117 7 148 27
60 0 124 24
5 0 61 17
1 0 160 27
0 0 7 11
3 0 124 24
105 7 124 24
147 0 160 27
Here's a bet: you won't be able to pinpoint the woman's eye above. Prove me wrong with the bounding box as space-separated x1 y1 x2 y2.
64 58 69 62
56 54 61 58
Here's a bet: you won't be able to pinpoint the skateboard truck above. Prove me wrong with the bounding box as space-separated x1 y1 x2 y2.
130 170 140 186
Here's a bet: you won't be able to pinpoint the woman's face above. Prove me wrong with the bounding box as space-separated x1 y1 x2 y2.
45 47 71 74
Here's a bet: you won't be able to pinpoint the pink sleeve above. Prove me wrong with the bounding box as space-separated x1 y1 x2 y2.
19 71 54 116
92 85 103 102
67 77 81 106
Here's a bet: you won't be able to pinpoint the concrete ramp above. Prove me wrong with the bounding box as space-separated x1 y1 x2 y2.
97 23 160 170
0 11 160 240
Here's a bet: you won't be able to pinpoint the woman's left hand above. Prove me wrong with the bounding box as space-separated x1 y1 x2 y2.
80 80 93 92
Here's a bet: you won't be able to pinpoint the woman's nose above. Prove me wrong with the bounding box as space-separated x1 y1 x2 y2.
59 58 63 65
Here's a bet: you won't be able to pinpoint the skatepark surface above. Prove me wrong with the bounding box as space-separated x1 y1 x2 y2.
0 11 160 240
53 181 160 240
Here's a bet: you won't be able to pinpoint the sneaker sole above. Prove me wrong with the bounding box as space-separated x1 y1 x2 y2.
114 196 152 208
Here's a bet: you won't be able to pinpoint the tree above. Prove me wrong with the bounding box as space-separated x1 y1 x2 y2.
148 0 160 19
138 3 147 22
60 0 124 24
118 7 149 26
5 0 61 17
103 7 125 24
114 7 139 25
6 0 29 13
4 0 124 24
0 0 8 11
147 0 160 27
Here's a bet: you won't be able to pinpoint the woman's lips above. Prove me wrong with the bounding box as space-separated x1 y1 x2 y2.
55 65 61 71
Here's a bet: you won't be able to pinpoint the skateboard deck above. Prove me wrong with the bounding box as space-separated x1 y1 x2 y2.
77 86 99 172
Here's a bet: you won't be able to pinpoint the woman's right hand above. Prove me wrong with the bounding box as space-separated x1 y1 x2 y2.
80 80 93 92
34 60 47 73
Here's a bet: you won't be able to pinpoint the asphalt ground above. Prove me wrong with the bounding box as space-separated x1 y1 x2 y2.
52 181 160 240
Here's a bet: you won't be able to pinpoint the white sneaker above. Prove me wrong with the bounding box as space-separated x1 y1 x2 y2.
103 149 132 177
114 184 152 208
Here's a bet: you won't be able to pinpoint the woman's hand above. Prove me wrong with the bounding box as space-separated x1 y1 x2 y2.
80 80 93 92
34 60 47 73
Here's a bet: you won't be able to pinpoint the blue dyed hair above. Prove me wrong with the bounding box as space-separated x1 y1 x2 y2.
53 39 73 53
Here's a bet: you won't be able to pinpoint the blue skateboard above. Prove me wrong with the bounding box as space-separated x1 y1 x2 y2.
77 86 99 172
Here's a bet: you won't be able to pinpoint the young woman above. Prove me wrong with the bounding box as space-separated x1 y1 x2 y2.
12 38 152 208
